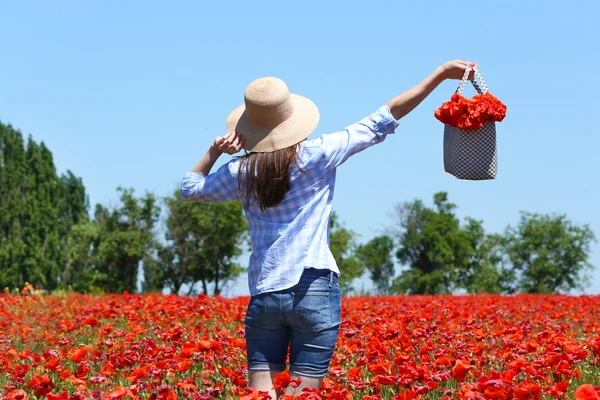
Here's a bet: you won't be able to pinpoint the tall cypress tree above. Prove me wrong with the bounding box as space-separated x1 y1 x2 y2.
0 123 27 289
21 139 59 289
0 122 92 291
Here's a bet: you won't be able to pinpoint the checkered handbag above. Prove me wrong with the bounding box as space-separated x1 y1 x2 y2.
444 67 497 180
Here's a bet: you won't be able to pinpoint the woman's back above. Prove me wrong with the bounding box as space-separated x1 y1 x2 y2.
180 105 398 295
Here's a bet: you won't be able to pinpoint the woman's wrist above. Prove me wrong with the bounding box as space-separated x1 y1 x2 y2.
190 143 222 174
210 141 224 156
434 65 450 83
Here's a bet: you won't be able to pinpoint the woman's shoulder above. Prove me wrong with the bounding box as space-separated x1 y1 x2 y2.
302 135 325 149
299 136 326 159
295 138 326 171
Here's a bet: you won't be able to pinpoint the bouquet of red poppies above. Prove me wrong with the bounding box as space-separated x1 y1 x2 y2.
434 91 507 131
436 67 506 180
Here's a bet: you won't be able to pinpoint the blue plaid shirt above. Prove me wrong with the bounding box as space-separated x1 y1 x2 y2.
180 105 399 296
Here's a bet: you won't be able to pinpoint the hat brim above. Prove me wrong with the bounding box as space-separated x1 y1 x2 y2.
226 94 320 153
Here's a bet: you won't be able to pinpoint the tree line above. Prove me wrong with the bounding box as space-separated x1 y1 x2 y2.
0 122 596 295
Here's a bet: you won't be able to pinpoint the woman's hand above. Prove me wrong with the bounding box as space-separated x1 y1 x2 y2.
213 131 245 155
440 60 477 80
190 131 245 175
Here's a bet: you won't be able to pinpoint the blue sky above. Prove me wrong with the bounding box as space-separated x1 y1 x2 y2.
2 1 599 296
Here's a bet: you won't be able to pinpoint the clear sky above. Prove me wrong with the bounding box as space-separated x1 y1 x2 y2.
2 1 599 296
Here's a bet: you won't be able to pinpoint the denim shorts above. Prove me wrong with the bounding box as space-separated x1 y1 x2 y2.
244 268 342 377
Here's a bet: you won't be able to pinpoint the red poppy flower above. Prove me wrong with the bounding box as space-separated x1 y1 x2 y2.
513 381 542 400
176 359 193 372
575 384 600 400
70 347 88 363
371 375 395 385
368 363 391 375
45 391 68 400
549 381 569 397
272 370 291 390
25 374 53 397
435 356 452 366
452 360 470 382
106 387 127 399
6 390 28 400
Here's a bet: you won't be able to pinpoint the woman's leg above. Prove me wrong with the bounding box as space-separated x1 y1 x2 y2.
249 370 283 399
287 325 340 392
244 293 290 398
284 269 342 393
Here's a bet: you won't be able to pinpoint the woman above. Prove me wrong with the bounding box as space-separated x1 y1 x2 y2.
180 60 476 398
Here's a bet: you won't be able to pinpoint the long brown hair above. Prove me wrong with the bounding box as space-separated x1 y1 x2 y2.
238 144 301 210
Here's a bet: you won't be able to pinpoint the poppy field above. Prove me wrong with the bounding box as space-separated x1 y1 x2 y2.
1 286 600 399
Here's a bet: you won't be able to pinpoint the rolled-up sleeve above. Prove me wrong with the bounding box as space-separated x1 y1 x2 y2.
320 105 399 170
180 160 240 202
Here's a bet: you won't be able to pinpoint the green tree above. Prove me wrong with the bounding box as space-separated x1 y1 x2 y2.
194 200 247 296
459 219 505 294
501 212 596 294
392 192 491 294
60 220 100 292
356 235 395 295
0 122 28 290
94 187 160 293
20 139 62 290
1 122 92 292
57 171 93 291
0 124 26 288
329 212 364 293
143 191 206 295
144 191 248 296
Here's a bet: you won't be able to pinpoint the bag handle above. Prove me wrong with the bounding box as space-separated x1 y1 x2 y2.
456 67 488 95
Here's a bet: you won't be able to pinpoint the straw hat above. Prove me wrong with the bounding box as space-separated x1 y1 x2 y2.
226 77 320 153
